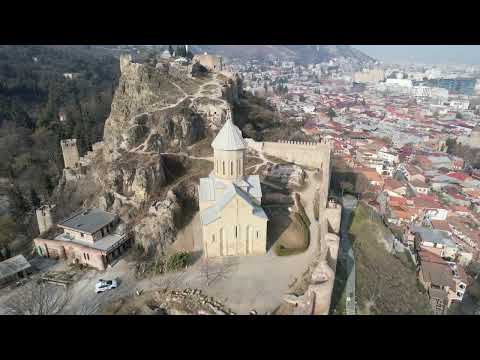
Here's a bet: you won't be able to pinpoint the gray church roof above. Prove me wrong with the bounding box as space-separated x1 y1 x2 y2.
200 183 268 225
199 174 262 202
199 177 215 201
211 118 247 151
58 208 117 234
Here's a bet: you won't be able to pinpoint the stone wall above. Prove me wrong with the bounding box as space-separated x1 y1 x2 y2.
193 54 223 72
325 200 342 234
61 139 80 169
34 237 106 270
36 204 56 234
246 138 331 208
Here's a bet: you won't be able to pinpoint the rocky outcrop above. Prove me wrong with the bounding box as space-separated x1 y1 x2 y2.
55 55 241 258
103 56 240 161
264 164 306 188
95 154 167 204
134 190 181 256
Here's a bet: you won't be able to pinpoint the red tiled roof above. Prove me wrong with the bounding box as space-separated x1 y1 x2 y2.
447 172 469 182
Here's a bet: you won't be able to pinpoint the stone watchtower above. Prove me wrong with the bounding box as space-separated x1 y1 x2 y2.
36 204 56 234
60 139 80 169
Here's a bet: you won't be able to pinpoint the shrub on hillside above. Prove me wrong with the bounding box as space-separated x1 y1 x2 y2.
166 252 191 272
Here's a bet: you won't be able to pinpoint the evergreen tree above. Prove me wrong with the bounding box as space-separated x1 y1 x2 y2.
30 188 41 208
168 45 174 57
37 84 57 129
327 107 337 120
44 175 55 196
0 216 16 260
186 50 194 60
7 184 30 219
175 45 187 58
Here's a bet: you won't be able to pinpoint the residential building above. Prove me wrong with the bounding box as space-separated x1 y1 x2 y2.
34 208 131 271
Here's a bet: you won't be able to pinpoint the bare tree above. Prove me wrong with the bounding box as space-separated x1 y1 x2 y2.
199 257 237 287
3 281 71 315
364 266 384 313
150 269 187 293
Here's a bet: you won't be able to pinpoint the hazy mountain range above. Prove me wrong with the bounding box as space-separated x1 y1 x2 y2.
354 45 480 66
190 45 374 65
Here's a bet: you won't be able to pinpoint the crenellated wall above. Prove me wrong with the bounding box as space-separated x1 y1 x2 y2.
246 138 331 208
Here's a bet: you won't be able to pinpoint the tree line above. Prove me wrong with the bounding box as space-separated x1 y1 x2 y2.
0 45 120 255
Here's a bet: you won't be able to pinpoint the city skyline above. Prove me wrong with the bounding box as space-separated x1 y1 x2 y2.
354 45 480 66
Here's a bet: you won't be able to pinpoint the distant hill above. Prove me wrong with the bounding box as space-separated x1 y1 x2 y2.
81 45 375 67
189 45 375 65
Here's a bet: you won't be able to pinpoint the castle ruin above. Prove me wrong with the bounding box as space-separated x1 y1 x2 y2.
61 139 80 169
35 204 56 235
193 53 223 72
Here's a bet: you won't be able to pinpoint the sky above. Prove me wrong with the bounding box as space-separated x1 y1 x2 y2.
353 45 480 65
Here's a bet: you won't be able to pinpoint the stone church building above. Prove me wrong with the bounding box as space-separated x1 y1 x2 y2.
199 116 268 257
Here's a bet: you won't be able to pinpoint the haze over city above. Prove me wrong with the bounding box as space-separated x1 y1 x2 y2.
354 45 480 65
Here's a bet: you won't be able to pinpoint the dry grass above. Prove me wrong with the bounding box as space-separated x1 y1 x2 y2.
268 210 309 256
350 204 432 315
186 137 214 157
245 156 263 168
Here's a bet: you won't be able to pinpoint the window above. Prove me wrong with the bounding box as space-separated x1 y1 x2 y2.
223 161 225 175
81 233 84 238
235 226 238 238
212 234 215 243
230 161 233 176
256 231 259 239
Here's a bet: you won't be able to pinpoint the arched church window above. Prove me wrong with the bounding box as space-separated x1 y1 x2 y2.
230 161 233 176
222 161 225 175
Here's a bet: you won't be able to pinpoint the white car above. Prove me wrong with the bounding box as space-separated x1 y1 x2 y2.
95 279 118 294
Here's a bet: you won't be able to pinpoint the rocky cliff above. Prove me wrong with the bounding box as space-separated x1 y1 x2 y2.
54 55 239 256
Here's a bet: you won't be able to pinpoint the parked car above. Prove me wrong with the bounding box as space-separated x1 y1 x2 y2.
95 279 118 293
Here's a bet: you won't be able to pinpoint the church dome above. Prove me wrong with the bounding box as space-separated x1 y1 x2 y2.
211 117 247 151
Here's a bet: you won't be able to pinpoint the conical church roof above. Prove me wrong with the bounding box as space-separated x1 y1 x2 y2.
211 117 247 151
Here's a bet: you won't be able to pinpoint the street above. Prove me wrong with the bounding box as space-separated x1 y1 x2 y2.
341 195 357 315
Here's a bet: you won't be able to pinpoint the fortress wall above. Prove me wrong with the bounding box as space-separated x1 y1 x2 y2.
325 202 342 234
253 139 332 208
61 139 80 169
262 140 330 169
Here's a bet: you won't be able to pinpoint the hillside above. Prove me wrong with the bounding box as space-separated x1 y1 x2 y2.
52 55 242 259
350 203 432 315
0 45 120 257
